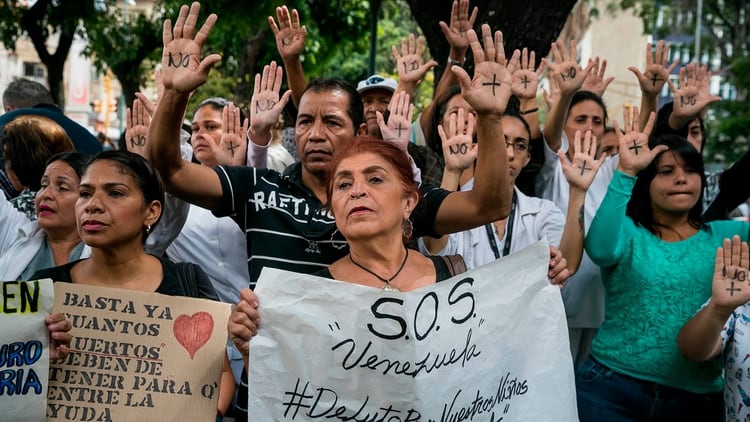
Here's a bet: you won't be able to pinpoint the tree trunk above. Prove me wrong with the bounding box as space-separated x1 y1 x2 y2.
21 0 76 109
234 28 269 111
404 0 577 86
112 62 142 114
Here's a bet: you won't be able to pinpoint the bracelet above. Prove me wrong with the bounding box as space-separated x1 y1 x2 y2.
447 57 465 67
520 107 539 115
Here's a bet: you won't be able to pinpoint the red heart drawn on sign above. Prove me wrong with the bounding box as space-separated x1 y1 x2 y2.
173 312 214 359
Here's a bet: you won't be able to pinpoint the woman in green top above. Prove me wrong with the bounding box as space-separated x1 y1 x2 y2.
576 109 750 421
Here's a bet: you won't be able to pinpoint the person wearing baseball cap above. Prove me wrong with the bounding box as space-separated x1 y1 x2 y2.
357 74 397 139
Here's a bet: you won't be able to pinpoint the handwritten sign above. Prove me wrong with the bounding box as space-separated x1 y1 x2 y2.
48 283 231 421
249 240 578 421
0 279 54 422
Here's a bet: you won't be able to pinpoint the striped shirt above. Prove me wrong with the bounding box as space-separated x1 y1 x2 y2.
213 162 449 288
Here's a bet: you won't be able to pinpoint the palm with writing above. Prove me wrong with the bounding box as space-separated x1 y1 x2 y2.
377 91 414 153
614 107 667 176
393 34 437 86
438 108 477 180
581 57 615 97
710 236 750 311
558 130 605 192
542 39 593 96
250 61 292 146
511 48 544 101
668 63 720 120
207 103 249 167
160 2 221 94
452 25 519 116
125 98 150 157
268 5 307 61
629 40 679 98
439 0 478 55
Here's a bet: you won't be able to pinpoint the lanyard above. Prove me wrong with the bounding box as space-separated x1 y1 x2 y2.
484 192 517 259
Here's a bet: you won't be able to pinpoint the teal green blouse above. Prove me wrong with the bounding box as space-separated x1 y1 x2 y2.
585 170 749 394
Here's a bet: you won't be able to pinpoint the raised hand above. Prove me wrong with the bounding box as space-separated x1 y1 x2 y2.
452 24 519 116
250 61 292 145
668 62 721 119
512 48 544 100
393 34 438 86
207 102 249 166
438 0 478 54
629 40 679 97
558 129 606 192
438 107 477 178
542 39 593 96
581 57 614 97
710 236 750 311
377 91 414 152
268 5 307 61
160 2 221 94
125 98 150 156
614 107 667 176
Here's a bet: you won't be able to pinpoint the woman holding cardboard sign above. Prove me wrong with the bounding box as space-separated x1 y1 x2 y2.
32 150 235 419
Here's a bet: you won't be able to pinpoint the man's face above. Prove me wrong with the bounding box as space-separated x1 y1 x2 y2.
295 89 357 178
361 88 392 138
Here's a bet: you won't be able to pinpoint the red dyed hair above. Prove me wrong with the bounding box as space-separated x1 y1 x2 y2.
326 136 419 207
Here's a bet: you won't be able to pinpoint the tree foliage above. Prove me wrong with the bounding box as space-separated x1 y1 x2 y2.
603 0 749 164
0 0 99 108
403 0 578 86
82 4 163 109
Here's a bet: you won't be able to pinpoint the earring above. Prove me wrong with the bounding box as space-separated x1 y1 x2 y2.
146 225 152 234
402 218 413 241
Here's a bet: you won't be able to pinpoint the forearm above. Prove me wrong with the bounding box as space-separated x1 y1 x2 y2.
678 303 730 361
519 97 541 139
584 170 633 266
282 57 307 108
559 187 586 274
420 63 460 134
472 114 511 218
217 354 235 417
542 92 573 152
146 89 190 180
639 93 658 131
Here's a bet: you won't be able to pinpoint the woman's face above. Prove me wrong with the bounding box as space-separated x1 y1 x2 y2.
330 152 417 242
440 94 476 135
564 100 605 151
190 105 222 166
501 115 531 181
686 118 704 152
35 161 79 235
76 160 160 249
649 151 702 218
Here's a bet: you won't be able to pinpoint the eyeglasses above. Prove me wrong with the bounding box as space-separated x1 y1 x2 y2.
365 76 385 85
505 139 529 153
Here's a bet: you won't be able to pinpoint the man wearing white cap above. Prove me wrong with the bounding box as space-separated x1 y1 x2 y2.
356 74 397 139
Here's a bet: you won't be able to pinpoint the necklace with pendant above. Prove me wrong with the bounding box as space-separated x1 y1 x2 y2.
349 249 409 292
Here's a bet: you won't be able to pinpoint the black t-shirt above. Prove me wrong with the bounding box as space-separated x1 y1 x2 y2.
32 255 219 300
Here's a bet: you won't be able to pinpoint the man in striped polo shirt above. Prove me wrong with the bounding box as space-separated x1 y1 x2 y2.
147 3 514 289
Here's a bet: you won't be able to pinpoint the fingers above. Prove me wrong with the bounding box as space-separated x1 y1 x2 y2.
641 110 656 137
194 13 217 48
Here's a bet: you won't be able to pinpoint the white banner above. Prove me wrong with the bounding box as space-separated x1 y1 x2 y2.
249 240 577 421
0 279 54 422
